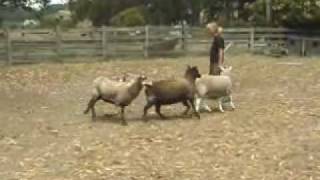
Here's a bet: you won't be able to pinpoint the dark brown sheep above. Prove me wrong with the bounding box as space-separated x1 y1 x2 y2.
143 66 201 120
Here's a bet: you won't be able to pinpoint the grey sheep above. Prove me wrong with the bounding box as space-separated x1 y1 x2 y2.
84 75 146 125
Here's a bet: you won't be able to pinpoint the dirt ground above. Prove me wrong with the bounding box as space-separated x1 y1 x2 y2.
0 54 319 180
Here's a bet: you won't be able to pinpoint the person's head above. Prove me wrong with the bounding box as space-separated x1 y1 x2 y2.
218 26 223 34
206 22 223 36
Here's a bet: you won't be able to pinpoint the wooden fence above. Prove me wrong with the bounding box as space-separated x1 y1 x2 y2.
0 26 319 64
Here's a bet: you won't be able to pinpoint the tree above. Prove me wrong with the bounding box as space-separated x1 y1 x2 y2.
69 0 145 26
0 0 50 10
110 7 146 26
68 0 320 28
251 0 320 28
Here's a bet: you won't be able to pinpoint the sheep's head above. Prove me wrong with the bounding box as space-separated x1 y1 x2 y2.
185 65 201 81
136 75 147 83
220 66 232 76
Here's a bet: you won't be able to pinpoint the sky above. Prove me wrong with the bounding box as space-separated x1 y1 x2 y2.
50 0 67 4
28 0 66 9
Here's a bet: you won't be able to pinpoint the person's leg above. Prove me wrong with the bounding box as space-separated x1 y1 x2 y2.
209 61 214 75
213 63 221 75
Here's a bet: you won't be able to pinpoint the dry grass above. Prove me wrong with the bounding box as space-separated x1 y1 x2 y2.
0 54 319 180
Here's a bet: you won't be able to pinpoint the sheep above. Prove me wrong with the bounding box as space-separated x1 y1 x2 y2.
143 65 201 120
195 66 235 113
83 75 146 125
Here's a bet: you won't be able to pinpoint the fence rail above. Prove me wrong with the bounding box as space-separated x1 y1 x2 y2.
1 26 320 64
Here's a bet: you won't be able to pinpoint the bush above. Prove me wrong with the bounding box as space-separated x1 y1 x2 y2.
110 7 146 27
40 14 75 29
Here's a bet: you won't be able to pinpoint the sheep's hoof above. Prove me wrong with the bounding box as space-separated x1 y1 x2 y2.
142 116 149 122
91 117 97 121
104 113 118 117
204 106 213 113
159 115 167 120
182 114 192 119
194 113 201 119
121 121 128 126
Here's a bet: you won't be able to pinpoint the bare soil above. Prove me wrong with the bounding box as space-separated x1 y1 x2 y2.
0 54 319 180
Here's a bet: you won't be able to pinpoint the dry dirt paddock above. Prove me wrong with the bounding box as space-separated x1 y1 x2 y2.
0 54 319 180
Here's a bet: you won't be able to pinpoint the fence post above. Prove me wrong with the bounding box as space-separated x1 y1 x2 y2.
301 38 306 56
5 28 12 65
249 27 255 51
181 23 186 51
102 26 108 58
55 25 62 59
144 25 149 58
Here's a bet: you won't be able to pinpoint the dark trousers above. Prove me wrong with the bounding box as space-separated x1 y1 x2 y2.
209 62 220 75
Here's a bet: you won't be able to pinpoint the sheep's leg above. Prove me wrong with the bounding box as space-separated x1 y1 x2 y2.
195 97 202 113
218 97 225 113
155 104 166 119
84 97 96 114
189 99 200 119
143 101 154 121
202 99 213 112
204 104 213 112
229 95 236 110
182 100 190 115
120 106 128 126
91 105 97 120
84 96 99 120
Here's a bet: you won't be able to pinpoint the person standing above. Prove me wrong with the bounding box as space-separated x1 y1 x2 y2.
207 22 225 75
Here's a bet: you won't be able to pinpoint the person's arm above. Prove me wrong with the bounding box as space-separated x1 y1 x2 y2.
218 48 224 66
218 37 225 66
209 39 215 62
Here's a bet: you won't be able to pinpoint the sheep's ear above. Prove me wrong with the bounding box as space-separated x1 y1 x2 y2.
219 66 225 71
142 81 152 87
187 65 191 69
141 75 147 80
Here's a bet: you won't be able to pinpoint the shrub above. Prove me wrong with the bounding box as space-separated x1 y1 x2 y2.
39 9 75 28
110 7 146 27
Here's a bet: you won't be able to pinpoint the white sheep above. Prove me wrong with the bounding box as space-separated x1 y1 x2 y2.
84 75 146 125
195 66 235 113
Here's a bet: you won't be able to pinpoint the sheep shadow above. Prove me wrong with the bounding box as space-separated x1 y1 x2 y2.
85 106 235 126
142 113 200 122
90 113 139 125
91 112 199 125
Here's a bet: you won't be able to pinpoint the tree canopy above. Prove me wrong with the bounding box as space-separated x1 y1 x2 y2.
66 0 320 28
0 0 50 10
